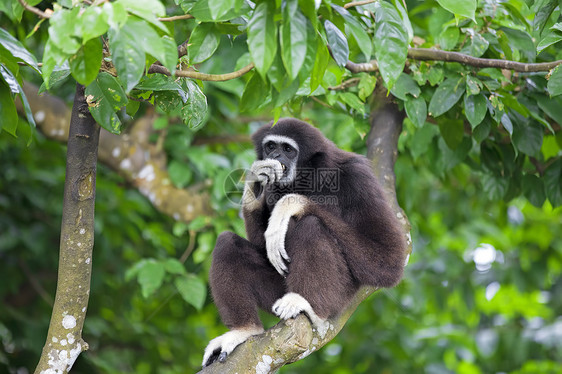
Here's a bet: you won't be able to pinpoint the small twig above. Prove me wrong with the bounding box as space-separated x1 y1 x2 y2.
328 77 361 90
179 230 197 263
159 14 194 22
17 0 51 18
148 63 255 82
310 96 333 109
344 0 377 9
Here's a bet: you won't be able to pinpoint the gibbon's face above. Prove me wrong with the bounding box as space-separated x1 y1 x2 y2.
261 134 299 182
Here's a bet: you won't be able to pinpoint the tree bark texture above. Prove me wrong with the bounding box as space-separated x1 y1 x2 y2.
18 82 211 223
35 84 100 373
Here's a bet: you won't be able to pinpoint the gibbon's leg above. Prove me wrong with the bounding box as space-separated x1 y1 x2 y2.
203 231 285 367
272 216 357 332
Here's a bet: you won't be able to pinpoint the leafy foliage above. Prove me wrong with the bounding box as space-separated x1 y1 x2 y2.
1 0 562 373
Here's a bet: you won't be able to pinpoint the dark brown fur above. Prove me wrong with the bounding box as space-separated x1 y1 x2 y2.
209 118 407 329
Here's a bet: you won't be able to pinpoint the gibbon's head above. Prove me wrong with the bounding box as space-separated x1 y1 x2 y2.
252 118 335 183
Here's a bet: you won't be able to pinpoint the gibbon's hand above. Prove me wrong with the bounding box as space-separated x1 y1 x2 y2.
250 159 284 185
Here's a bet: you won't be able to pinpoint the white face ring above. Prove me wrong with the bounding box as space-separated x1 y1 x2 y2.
262 135 300 153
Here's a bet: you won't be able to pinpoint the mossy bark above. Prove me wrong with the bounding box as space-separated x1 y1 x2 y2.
35 84 100 374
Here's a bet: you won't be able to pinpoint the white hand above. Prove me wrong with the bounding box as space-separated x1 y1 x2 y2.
250 159 283 185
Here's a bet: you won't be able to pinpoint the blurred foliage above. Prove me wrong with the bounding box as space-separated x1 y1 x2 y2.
1 0 562 373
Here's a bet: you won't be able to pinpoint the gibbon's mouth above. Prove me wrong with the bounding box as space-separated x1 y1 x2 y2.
281 163 286 171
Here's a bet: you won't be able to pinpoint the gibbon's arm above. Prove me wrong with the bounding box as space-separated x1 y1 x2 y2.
264 194 307 275
242 159 284 247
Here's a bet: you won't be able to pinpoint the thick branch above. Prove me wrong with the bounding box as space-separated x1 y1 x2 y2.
147 63 255 82
347 48 562 73
18 83 211 223
198 96 412 374
35 84 99 373
408 48 562 72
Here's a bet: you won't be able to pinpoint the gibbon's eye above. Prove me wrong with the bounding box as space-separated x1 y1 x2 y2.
265 142 276 152
283 144 293 153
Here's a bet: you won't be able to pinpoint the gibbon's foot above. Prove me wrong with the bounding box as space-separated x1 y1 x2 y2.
202 326 264 367
272 293 330 337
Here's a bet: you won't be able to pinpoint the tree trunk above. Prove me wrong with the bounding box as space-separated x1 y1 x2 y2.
35 84 100 373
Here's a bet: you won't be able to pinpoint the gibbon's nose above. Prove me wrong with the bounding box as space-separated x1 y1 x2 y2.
272 152 281 159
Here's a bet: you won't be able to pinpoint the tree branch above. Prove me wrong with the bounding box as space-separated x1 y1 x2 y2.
147 63 255 82
159 14 194 22
198 94 412 374
18 82 212 223
407 48 562 72
17 0 51 18
35 84 99 373
347 48 562 73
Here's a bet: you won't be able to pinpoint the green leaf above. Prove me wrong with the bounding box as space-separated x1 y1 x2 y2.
465 75 482 95
136 74 185 98
188 23 221 64
38 64 71 94
181 79 208 129
280 0 308 80
436 0 476 20
80 6 110 42
404 96 427 128
439 118 464 149
548 65 562 97
535 95 562 129
137 260 165 298
164 258 187 275
358 73 377 101
69 38 102 86
209 0 235 20
532 0 558 40
48 8 82 55
466 33 489 58
390 73 420 100
522 174 546 207
332 5 372 60
247 2 277 77
410 123 439 160
310 36 330 93
168 160 193 188
117 0 169 34
536 31 562 53
438 27 459 50
102 1 128 29
240 72 269 112
175 274 207 310
481 174 509 201
373 2 409 90
513 124 543 156
339 92 365 114
324 20 349 67
544 158 562 207
108 20 147 93
0 65 35 128
428 76 465 117
190 0 250 22
0 81 17 135
0 28 40 73
85 72 129 134
464 93 487 129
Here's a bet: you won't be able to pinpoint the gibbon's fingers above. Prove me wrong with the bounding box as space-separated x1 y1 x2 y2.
202 327 264 367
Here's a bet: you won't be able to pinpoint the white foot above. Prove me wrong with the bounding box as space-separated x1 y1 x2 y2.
202 326 264 367
272 293 330 337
